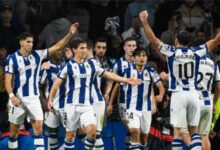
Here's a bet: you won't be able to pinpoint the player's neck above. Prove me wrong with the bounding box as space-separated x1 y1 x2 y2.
87 53 94 59
125 54 133 62
20 48 30 57
136 65 145 71
51 59 62 65
74 57 84 64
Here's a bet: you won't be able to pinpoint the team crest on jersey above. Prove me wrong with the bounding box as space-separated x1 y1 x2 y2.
28 55 32 60
144 72 148 77
86 64 89 68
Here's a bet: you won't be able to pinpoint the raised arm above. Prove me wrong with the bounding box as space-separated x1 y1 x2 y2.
48 23 79 56
139 10 162 51
206 31 220 52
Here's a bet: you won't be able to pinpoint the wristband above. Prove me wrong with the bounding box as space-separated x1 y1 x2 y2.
9 93 14 98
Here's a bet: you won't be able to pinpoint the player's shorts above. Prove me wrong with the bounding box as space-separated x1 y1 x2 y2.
64 105 96 132
119 103 126 121
8 97 43 124
126 109 152 134
44 108 65 128
92 101 106 132
170 91 200 128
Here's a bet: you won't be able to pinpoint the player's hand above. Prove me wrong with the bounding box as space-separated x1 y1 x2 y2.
104 94 110 102
154 95 163 103
70 23 79 35
11 96 20 107
40 97 49 111
160 71 168 80
106 104 113 116
126 77 141 85
47 99 53 112
41 62 51 70
139 10 149 23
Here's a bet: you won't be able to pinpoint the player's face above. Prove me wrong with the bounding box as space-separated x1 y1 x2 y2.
135 51 147 66
20 37 34 52
65 47 73 60
53 50 62 60
74 43 88 60
124 40 137 56
95 42 107 58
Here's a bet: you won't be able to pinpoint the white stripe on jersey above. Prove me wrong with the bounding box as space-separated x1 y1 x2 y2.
160 44 207 91
39 61 66 109
111 56 134 104
58 59 105 105
4 49 48 98
123 64 160 111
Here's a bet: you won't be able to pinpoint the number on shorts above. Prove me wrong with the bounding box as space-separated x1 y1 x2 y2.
128 112 133 119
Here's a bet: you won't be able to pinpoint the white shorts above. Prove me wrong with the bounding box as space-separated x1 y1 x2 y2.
170 91 200 128
44 108 65 128
8 97 43 124
64 105 96 132
126 109 152 134
92 101 106 132
119 103 126 121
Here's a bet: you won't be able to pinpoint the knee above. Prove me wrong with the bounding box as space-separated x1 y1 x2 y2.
86 125 96 139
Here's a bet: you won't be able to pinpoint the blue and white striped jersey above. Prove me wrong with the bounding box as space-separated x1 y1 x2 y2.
111 56 134 104
160 43 207 91
4 49 48 98
124 64 160 111
87 58 104 104
197 57 220 104
58 59 105 105
39 61 66 109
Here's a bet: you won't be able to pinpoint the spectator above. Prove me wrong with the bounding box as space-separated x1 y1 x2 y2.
122 17 149 48
0 47 8 112
0 4 20 54
176 0 206 31
124 0 160 31
107 34 123 59
160 11 184 46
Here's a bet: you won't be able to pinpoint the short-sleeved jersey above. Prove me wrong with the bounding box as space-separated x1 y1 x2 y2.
197 57 220 103
87 58 104 104
39 61 66 109
160 43 208 91
124 64 160 111
58 59 105 105
111 56 134 104
4 49 48 98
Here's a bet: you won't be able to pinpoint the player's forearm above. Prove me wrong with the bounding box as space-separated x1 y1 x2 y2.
157 82 165 98
48 86 58 102
104 71 128 84
109 84 119 105
104 80 114 96
141 20 161 50
48 32 73 56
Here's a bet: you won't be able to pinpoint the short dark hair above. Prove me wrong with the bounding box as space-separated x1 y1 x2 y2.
18 32 33 41
133 47 148 57
94 37 107 46
176 30 193 46
87 40 94 50
123 37 137 45
69 39 87 49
